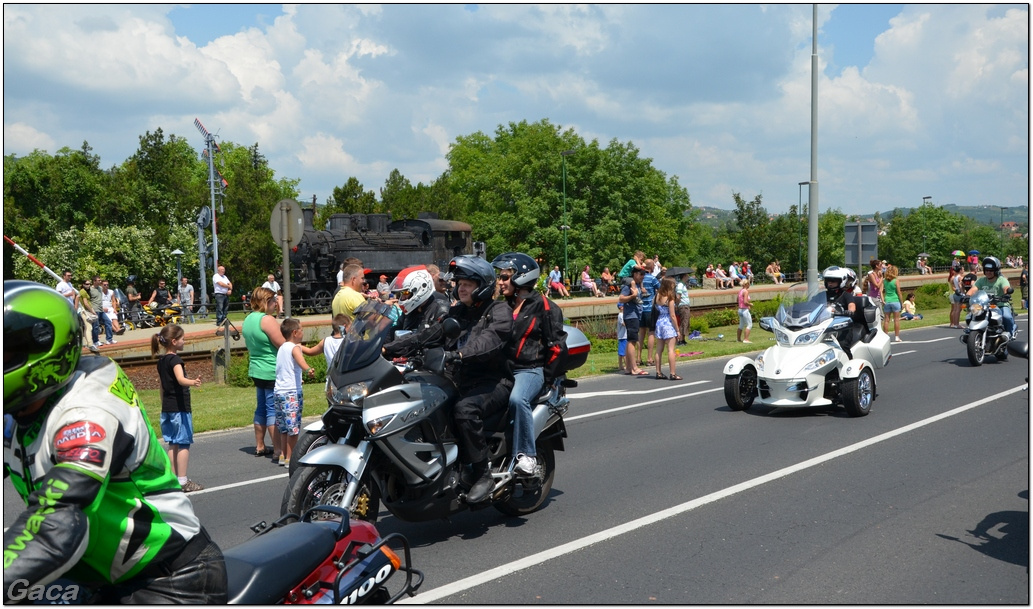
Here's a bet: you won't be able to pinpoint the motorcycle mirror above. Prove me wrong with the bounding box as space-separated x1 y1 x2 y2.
759 317 772 332
1006 340 1028 359
442 317 462 340
423 347 447 374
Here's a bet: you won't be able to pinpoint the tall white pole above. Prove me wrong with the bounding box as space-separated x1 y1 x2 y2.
807 3 820 293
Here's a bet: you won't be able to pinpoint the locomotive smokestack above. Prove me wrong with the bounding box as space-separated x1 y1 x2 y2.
302 207 315 231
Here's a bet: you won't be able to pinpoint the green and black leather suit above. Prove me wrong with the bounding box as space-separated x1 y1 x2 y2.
3 357 226 603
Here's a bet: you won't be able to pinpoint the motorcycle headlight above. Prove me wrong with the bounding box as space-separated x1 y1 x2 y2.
327 380 370 406
803 348 836 373
366 414 395 435
755 354 765 372
968 303 984 316
774 329 791 346
794 330 822 346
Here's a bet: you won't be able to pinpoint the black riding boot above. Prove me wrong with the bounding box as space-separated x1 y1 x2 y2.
466 460 493 503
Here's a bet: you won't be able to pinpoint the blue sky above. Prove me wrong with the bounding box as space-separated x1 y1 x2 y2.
4 4 1028 217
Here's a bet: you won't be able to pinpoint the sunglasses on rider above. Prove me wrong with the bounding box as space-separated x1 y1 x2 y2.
497 273 513 282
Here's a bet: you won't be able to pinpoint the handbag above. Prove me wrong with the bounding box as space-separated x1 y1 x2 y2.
79 306 98 323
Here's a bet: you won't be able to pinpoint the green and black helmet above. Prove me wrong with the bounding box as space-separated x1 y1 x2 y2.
4 280 83 414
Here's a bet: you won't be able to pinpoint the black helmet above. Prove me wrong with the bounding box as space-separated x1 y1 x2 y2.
491 252 540 289
4 280 83 415
982 256 1001 275
822 266 856 298
127 275 136 284
448 255 496 303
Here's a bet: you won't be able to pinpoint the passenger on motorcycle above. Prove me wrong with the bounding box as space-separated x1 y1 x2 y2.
390 265 450 334
2 281 228 603
968 256 1015 339
822 266 863 358
491 252 566 477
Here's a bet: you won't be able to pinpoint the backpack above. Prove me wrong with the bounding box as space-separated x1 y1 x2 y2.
540 296 569 382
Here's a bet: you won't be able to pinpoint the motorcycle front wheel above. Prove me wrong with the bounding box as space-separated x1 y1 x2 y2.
287 431 330 477
841 367 874 417
282 465 380 523
495 441 556 517
724 366 757 411
967 332 985 366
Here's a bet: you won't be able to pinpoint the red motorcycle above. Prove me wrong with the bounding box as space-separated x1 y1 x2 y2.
226 505 423 604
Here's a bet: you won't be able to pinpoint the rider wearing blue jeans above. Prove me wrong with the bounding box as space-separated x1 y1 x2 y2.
492 253 566 478
968 256 1015 338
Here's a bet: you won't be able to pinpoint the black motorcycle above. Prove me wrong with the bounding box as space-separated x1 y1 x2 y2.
960 288 1015 366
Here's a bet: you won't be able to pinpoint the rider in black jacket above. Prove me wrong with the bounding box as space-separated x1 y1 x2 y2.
388 266 451 335
491 252 565 477
382 256 513 503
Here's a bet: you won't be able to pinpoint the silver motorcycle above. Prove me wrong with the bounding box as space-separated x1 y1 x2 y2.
281 303 590 522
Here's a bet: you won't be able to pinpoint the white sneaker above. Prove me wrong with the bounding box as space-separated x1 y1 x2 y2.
97 340 107 346
514 454 536 476
108 339 117 344
894 337 903 343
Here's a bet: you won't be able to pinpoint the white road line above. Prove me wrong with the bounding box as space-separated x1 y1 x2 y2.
402 384 1028 604
571 380 710 399
891 349 917 356
901 336 957 344
188 472 288 496
566 387 723 422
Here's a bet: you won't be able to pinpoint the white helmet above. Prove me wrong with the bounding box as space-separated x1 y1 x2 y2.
822 266 856 297
390 266 434 314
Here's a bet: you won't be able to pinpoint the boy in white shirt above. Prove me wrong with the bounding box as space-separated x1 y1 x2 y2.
274 318 315 466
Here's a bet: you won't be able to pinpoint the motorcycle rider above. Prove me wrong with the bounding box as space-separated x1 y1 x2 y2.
382 256 513 503
389 265 450 334
967 256 1015 339
2 280 228 603
822 266 864 359
491 252 566 477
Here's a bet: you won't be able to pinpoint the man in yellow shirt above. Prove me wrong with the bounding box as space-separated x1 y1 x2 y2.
331 263 367 321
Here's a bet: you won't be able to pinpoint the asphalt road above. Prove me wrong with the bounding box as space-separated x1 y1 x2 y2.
5 315 1029 604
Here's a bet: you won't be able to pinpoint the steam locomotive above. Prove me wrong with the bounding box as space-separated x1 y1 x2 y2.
289 209 472 313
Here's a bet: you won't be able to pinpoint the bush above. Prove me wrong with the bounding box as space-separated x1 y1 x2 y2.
914 283 950 311
226 350 327 388
690 316 709 333
703 309 738 328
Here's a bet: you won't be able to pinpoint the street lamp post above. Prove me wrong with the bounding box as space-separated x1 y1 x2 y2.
798 182 808 278
921 196 931 256
172 249 184 284
560 149 575 282
994 205 1009 255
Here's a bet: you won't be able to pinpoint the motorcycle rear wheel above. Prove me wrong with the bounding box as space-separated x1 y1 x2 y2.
282 465 380 523
724 367 757 411
287 431 330 477
967 332 985 366
495 441 556 517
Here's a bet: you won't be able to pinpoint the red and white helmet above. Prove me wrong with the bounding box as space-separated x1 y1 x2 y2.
390 266 434 314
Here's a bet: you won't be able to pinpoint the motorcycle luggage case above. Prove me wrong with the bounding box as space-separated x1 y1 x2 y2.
563 325 591 371
853 330 891 369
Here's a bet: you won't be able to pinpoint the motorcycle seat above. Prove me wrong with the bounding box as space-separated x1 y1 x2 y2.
223 521 337 604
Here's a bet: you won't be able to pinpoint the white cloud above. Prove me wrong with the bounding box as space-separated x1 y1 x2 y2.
4 122 55 153
2 4 1027 216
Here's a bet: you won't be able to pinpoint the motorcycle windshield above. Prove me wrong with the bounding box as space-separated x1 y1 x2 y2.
332 301 397 372
775 283 833 329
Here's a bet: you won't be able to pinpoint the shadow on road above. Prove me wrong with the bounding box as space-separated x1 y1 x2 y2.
936 489 1029 569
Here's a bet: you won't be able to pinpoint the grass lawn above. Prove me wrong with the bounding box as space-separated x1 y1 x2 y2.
138 307 959 434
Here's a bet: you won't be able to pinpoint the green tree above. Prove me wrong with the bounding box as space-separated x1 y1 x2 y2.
446 119 695 278
3 144 110 278
210 142 299 290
